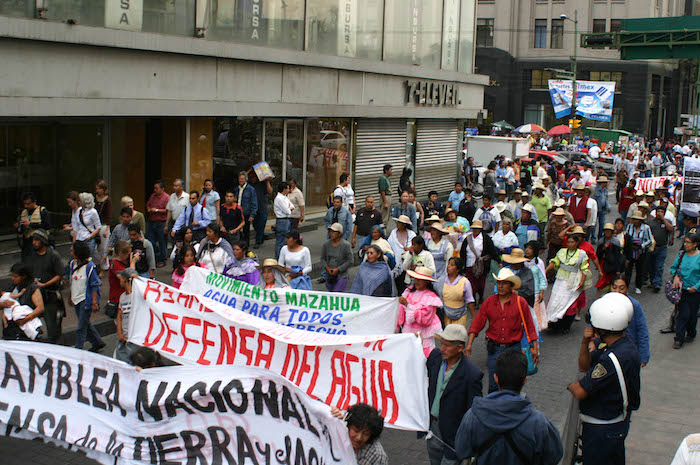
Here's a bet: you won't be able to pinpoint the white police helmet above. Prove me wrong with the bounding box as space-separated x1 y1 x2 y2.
589 293 633 331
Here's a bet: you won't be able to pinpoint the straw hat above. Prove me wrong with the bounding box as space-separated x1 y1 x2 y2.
644 191 655 197
497 189 507 195
492 268 521 289
629 212 646 221
502 248 528 264
638 201 650 209
406 266 438 282
522 204 536 215
635 190 645 196
603 223 614 231
551 207 566 216
514 188 523 194
533 182 545 190
471 219 483 229
394 215 413 226
554 199 566 207
424 214 442 223
444 208 457 218
573 183 585 190
256 258 287 273
569 225 585 235
495 201 507 213
521 191 530 197
597 176 609 183
428 223 449 234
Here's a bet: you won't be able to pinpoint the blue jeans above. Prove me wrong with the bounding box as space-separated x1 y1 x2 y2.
597 212 608 239
73 302 103 350
647 247 667 288
486 341 520 393
147 221 167 264
254 208 268 245
676 290 700 343
275 218 291 260
620 210 628 223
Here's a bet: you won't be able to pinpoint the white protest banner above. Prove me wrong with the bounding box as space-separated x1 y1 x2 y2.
0 341 356 465
128 278 429 432
635 175 683 192
180 266 399 335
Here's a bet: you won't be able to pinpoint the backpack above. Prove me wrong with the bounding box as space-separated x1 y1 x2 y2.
327 185 343 208
479 208 497 234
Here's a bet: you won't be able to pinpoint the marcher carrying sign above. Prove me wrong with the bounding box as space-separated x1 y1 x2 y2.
0 341 357 465
127 278 430 432
180 266 399 335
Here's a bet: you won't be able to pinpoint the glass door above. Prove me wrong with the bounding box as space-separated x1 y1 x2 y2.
285 120 305 185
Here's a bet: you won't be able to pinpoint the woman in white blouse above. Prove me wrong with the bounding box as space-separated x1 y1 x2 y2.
197 223 234 274
278 230 312 289
63 192 102 255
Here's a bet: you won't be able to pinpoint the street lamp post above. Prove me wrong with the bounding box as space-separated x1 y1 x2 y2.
561 11 579 119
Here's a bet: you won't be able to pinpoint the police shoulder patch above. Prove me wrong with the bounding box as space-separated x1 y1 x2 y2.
592 363 608 379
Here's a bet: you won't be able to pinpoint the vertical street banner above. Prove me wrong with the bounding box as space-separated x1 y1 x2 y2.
409 0 422 64
105 0 143 31
0 341 356 465
337 0 357 57
128 278 430 431
441 0 460 70
179 266 399 335
682 156 700 216
548 80 616 122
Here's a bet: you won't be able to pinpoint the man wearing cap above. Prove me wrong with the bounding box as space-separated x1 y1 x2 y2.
23 229 63 343
647 205 674 293
321 223 353 292
568 293 641 465
467 268 538 393
425 324 483 465
593 177 610 241
531 183 552 237
352 196 383 249
624 212 653 294
514 205 541 251
568 183 592 229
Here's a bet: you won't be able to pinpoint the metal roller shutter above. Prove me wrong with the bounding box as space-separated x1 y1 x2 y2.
414 120 460 199
354 119 407 207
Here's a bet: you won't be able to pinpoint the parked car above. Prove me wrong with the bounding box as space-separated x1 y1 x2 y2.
523 150 569 166
558 151 615 177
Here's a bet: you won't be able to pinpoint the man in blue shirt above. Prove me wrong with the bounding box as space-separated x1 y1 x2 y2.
391 191 418 231
173 190 212 243
446 182 466 210
593 176 610 241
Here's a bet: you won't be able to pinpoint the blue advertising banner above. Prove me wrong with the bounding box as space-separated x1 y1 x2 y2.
548 80 616 122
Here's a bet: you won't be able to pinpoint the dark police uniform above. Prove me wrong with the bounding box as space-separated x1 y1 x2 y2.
578 336 641 465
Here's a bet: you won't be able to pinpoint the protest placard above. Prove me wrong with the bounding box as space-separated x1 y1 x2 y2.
0 341 356 465
128 278 430 432
683 157 700 216
180 266 399 335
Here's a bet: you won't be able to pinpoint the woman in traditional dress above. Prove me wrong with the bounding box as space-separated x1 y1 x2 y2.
257 259 291 289
437 257 476 328
459 220 499 306
360 225 395 269
398 267 443 357
223 241 260 285
492 218 519 256
425 223 453 281
350 245 395 297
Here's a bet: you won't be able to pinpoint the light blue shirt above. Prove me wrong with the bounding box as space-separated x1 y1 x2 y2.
199 190 220 221
173 203 212 232
448 191 465 207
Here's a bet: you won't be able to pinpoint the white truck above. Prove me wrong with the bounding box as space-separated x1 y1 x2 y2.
464 135 530 166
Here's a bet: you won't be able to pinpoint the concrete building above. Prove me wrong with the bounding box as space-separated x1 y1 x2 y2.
0 0 487 241
476 0 688 137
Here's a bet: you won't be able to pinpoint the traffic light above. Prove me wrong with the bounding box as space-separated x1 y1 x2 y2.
569 119 581 129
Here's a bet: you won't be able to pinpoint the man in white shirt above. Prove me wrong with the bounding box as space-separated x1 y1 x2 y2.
682 144 692 156
583 186 598 242
165 178 189 238
473 194 502 237
288 178 305 229
274 181 294 260
333 173 355 214
580 164 593 185
588 145 601 160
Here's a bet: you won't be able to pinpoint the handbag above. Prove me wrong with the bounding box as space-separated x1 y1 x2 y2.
665 250 685 305
467 233 489 278
517 296 538 375
79 208 101 246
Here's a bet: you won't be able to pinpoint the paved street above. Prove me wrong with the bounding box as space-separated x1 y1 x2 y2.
0 208 696 465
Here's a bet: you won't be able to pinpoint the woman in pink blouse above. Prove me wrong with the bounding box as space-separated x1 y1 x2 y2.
398 266 443 357
172 245 207 289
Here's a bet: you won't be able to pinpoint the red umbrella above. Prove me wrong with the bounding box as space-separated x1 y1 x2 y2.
548 124 571 135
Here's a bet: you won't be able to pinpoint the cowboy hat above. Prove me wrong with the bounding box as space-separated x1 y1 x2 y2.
521 191 530 197
551 207 566 216
492 268 521 289
497 189 507 195
603 223 614 231
435 324 468 343
444 208 457 218
424 214 442 223
393 215 413 226
573 183 585 190
471 219 483 229
256 258 287 273
495 201 507 213
502 248 528 264
629 212 647 221
406 266 438 282
644 191 655 197
571 225 586 235
554 199 566 207
635 190 645 196
521 204 536 215
533 182 545 190
597 176 609 183
427 223 449 234
638 201 650 209
514 188 523 194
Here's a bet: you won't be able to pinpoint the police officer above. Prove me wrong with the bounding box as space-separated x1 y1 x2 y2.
567 292 641 465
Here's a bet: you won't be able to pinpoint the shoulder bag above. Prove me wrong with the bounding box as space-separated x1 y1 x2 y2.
517 296 538 376
665 250 685 305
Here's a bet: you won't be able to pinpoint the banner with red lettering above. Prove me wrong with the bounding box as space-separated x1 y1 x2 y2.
635 175 683 192
179 266 399 336
0 341 356 465
127 279 430 432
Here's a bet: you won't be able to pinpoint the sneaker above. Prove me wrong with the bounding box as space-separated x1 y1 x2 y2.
89 341 106 353
635 288 642 294
673 341 683 349
575 315 582 321
660 327 675 334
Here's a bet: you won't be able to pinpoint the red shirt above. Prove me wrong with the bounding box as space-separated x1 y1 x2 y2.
109 258 128 303
469 293 537 344
146 192 170 222
618 187 635 213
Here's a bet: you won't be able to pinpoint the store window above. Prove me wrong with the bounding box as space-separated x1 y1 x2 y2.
208 0 304 50
384 0 443 68
476 19 494 47
550 19 564 49
523 104 544 126
306 119 351 209
306 0 384 60
610 19 622 32
212 118 263 195
0 122 104 235
530 69 552 89
534 19 547 48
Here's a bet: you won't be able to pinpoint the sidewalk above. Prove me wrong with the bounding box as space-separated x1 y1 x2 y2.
625 313 700 464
